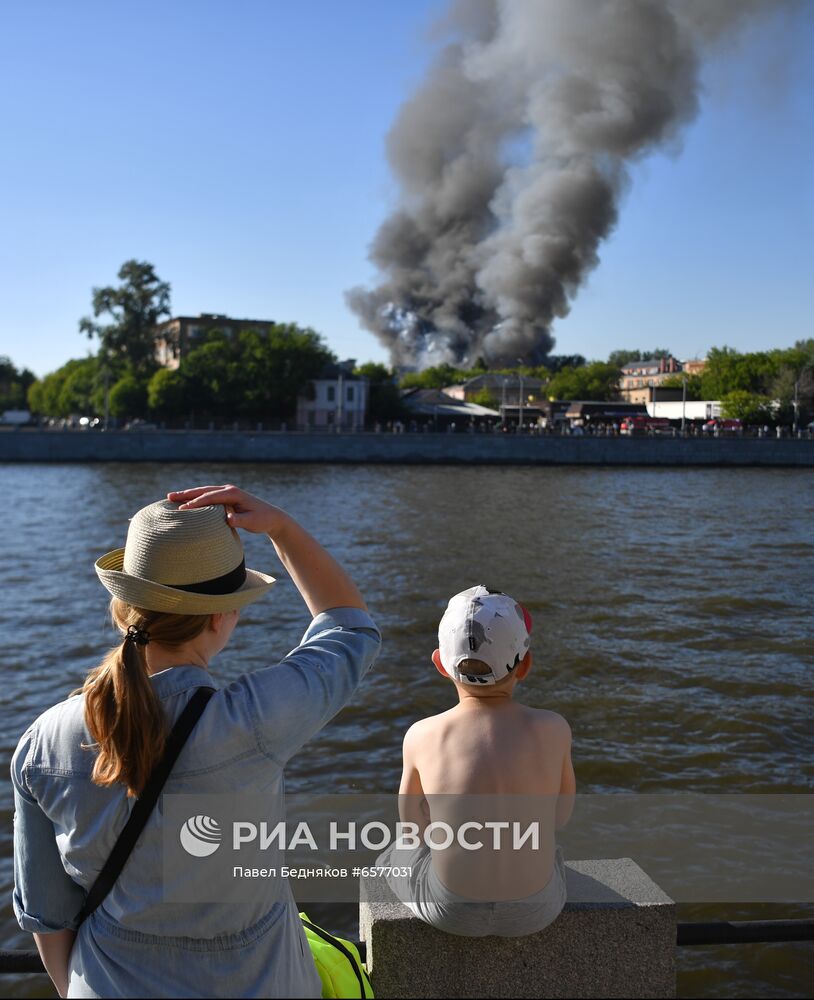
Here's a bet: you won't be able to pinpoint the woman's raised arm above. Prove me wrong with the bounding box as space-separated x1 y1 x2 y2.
168 485 366 616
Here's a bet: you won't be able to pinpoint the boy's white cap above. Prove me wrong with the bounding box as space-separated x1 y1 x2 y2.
438 585 532 686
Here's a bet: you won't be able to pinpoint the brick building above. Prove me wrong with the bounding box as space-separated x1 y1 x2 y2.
155 314 277 369
619 357 682 403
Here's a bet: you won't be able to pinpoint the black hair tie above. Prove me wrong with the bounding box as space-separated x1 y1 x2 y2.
125 625 150 646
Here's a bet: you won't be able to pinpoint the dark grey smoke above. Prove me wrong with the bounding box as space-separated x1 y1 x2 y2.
347 0 795 369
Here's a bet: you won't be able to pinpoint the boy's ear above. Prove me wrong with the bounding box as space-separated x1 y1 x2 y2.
515 650 532 680
432 648 450 679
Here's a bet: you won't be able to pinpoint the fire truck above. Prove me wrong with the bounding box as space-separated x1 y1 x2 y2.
619 416 673 436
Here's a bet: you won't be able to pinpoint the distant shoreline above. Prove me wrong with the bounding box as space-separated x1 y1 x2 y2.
2 429 813 467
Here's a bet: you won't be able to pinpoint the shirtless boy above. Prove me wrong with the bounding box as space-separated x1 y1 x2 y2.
383 585 575 937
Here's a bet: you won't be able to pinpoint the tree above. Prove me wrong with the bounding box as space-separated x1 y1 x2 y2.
0 357 36 410
178 324 335 422
546 362 620 401
660 373 703 400
721 390 772 425
354 362 392 383
108 373 148 419
180 331 245 418
698 347 779 400
354 362 405 423
472 388 500 410
147 368 188 420
26 357 103 418
235 325 335 420
80 260 171 376
769 352 814 427
545 354 586 374
400 363 466 390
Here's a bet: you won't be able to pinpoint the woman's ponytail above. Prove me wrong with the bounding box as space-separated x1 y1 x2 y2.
80 599 211 797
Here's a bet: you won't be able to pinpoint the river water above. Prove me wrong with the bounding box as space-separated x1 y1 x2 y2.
0 463 812 998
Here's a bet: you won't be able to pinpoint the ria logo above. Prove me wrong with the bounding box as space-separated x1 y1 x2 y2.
180 815 222 857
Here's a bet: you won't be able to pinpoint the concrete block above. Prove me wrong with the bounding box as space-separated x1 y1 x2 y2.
359 858 675 998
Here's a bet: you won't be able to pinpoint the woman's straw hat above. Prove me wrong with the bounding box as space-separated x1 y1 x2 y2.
95 499 275 614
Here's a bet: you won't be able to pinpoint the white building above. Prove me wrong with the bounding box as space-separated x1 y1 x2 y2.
296 360 368 430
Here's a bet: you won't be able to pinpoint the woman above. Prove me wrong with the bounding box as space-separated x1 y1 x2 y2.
11 484 381 998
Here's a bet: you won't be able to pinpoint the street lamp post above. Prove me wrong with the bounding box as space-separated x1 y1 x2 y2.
792 364 811 437
102 346 111 432
793 376 800 436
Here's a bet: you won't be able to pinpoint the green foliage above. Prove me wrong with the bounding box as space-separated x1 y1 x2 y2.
471 388 500 409
400 363 467 390
697 346 814 422
353 362 404 422
353 362 393 384
27 357 103 417
720 390 773 424
659 373 703 400
179 324 334 420
109 373 148 419
488 364 550 381
147 368 188 418
0 357 36 411
698 346 784 399
80 260 171 375
546 362 620 401
545 354 586 373
398 362 552 390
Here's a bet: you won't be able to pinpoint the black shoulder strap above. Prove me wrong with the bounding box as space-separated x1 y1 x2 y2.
75 686 215 926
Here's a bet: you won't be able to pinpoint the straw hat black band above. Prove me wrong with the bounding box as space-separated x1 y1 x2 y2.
173 558 247 595
94 499 275 614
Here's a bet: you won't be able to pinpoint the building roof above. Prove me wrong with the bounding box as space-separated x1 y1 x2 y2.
401 388 499 417
619 356 681 374
155 313 278 329
452 373 547 392
314 359 364 381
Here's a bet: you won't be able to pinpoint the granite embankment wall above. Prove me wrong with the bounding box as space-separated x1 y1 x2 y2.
2 429 814 466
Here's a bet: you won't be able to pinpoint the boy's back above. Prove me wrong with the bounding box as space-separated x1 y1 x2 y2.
392 587 575 911
405 700 569 798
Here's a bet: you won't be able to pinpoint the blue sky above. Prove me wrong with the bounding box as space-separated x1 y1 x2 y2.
1 0 812 378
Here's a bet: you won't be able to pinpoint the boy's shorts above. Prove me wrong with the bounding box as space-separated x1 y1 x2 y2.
377 842 567 937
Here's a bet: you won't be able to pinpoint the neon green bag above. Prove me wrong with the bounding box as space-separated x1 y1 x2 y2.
300 913 374 999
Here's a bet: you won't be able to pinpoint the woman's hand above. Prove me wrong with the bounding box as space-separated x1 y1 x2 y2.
167 485 285 537
168 483 366 615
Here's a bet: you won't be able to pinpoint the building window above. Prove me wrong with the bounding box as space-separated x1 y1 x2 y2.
327 386 336 403
347 386 354 402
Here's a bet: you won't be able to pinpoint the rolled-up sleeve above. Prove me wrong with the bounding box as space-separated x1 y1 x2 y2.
11 730 86 933
237 607 381 764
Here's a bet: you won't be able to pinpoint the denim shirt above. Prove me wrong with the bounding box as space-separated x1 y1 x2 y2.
11 607 381 999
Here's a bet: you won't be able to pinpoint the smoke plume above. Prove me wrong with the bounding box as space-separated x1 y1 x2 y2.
347 0 794 369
